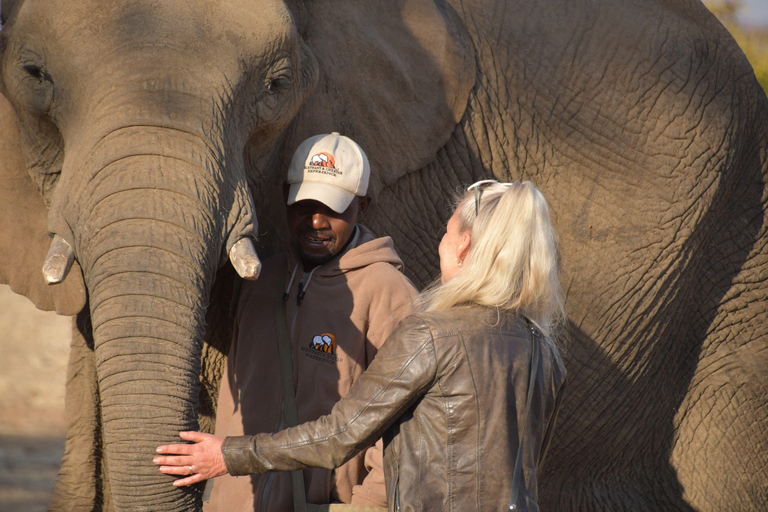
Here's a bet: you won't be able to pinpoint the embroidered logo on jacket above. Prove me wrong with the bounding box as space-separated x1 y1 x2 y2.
301 332 342 364
311 333 335 353
305 152 342 177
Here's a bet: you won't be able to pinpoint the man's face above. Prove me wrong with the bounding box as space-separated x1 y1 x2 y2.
286 196 370 269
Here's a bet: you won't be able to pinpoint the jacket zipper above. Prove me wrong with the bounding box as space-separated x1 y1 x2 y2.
261 272 305 510
392 461 401 512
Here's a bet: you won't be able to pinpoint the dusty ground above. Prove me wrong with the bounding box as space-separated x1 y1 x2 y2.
0 284 71 512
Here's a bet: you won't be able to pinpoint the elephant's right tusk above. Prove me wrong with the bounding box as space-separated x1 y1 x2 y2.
43 234 75 284
229 237 262 281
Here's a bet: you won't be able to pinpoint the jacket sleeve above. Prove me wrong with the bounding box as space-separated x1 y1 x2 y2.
221 314 437 476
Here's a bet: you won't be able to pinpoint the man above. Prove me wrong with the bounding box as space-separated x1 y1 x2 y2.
205 133 419 511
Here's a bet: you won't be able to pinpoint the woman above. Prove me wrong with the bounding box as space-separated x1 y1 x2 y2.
155 180 567 512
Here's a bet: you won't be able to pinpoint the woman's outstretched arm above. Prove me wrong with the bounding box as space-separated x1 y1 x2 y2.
155 314 436 484
224 315 437 476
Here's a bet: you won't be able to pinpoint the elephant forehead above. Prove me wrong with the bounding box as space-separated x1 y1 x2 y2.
26 0 295 62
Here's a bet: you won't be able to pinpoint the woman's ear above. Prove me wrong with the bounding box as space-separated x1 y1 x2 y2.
457 232 471 262
287 0 475 196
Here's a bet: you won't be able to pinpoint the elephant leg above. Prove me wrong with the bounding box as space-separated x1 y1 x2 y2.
49 310 109 512
672 333 768 510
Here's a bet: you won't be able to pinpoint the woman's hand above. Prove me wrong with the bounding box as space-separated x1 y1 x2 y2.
154 431 228 486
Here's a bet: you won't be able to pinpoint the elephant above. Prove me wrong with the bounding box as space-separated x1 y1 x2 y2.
1 0 766 510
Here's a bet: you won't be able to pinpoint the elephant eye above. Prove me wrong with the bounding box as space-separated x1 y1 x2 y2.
22 63 52 83
23 64 43 79
263 58 293 96
264 75 290 95
19 60 55 114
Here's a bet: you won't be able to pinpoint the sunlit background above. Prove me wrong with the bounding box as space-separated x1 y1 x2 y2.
708 0 768 95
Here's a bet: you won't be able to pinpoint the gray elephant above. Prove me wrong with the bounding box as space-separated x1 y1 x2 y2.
1 0 766 511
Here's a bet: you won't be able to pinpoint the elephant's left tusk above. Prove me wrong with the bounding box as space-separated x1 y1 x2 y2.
229 237 262 281
43 234 75 284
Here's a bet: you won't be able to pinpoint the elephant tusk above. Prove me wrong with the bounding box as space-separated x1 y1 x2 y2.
43 234 75 284
229 237 262 281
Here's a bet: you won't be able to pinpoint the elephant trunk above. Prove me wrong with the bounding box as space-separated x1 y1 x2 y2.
69 139 254 509
92 263 205 508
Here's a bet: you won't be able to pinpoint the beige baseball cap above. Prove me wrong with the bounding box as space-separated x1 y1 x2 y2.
286 133 370 213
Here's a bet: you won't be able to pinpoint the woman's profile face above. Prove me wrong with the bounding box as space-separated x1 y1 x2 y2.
439 209 469 283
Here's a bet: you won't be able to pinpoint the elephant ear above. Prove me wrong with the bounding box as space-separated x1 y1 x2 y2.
1 0 24 25
0 93 86 316
290 0 475 191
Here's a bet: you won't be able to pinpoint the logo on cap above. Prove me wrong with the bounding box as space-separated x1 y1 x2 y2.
306 152 342 177
309 152 336 168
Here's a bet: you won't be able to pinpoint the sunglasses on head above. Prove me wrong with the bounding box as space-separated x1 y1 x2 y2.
466 179 514 216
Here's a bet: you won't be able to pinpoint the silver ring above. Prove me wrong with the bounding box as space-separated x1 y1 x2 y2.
189 465 194 474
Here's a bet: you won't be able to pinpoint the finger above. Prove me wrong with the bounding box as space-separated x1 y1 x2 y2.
153 455 192 467
179 431 207 442
173 473 205 487
156 443 193 455
158 464 194 475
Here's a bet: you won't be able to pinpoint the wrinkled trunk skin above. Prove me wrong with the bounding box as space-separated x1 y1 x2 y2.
49 127 243 511
88 238 210 509
94 182 212 508
87 168 213 510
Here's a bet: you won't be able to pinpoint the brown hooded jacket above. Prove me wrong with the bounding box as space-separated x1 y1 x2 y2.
206 226 419 511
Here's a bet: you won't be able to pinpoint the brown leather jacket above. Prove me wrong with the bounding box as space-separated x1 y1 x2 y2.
222 306 567 512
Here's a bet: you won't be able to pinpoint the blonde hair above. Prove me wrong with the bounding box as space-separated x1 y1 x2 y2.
422 181 565 346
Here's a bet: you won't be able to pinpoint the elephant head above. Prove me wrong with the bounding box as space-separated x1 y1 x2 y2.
2 0 768 511
0 0 306 508
0 0 473 509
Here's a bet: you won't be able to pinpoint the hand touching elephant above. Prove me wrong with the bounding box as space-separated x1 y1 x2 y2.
155 432 228 487
1 0 766 511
